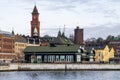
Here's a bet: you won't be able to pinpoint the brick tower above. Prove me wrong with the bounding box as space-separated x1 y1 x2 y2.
31 5 40 38
74 26 84 45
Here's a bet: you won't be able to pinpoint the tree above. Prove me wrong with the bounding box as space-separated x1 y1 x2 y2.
97 37 104 43
43 35 50 38
106 35 114 41
117 35 120 38
90 37 97 42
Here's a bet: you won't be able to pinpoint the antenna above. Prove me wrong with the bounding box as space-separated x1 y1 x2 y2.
12 27 14 35
63 24 66 35
34 0 36 5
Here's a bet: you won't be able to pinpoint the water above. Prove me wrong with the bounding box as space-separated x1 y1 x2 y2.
0 71 120 80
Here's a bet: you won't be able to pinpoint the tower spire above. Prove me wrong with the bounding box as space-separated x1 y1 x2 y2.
58 28 61 37
62 25 65 37
32 5 39 14
12 27 14 35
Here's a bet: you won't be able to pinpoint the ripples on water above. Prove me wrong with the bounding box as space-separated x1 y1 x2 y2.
0 71 120 80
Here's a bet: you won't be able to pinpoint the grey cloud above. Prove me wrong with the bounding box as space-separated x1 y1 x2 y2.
110 0 120 2
19 0 91 11
85 23 120 39
41 23 120 40
45 4 75 11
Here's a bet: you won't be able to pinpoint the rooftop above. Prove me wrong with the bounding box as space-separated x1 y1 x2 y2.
0 30 12 37
24 45 80 53
32 5 39 14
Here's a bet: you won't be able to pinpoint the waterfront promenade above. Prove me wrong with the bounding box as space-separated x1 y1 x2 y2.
0 63 120 71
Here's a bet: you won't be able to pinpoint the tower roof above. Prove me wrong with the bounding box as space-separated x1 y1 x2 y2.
57 30 61 37
32 5 39 14
12 29 14 35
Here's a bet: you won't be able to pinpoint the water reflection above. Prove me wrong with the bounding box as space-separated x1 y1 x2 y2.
0 71 120 80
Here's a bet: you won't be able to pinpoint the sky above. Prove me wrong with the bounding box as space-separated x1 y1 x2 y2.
0 0 120 40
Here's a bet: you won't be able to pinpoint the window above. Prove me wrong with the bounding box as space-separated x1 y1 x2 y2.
66 56 69 62
66 55 73 62
60 55 65 62
44 55 47 62
56 55 59 61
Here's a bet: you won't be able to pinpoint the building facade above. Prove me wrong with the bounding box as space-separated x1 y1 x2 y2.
110 53 120 64
24 45 81 63
14 35 40 61
0 31 16 63
108 37 120 54
0 34 14 53
94 45 115 63
74 26 84 45
0 53 16 63
15 35 28 60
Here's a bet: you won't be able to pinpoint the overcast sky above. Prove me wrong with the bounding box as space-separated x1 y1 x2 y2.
0 0 120 39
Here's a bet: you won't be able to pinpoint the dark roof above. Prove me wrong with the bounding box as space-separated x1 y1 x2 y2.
0 30 12 37
24 45 80 53
41 37 56 42
58 30 62 37
15 35 27 43
85 45 106 50
32 5 39 14
50 36 73 45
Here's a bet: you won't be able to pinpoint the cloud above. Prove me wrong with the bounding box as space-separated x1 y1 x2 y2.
1 0 120 39
85 23 120 39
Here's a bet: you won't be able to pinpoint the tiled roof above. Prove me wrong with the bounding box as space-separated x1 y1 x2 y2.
24 45 80 53
15 35 27 43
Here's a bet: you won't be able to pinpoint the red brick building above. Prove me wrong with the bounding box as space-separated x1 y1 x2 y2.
0 32 16 63
0 34 14 53
74 26 84 45
31 5 40 38
108 38 120 54
0 53 16 63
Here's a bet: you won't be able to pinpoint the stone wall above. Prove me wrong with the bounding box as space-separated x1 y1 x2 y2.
18 63 120 70
0 64 18 71
1 63 120 71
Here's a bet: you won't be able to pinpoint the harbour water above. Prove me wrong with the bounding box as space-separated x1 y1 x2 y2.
0 71 120 80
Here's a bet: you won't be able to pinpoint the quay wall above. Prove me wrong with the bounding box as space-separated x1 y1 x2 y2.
1 63 120 71
19 64 120 70
0 64 18 71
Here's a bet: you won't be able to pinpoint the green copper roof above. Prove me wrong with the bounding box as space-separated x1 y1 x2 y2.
24 45 80 53
113 37 119 40
50 36 73 45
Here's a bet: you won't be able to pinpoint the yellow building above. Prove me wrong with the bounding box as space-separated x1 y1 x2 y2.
15 35 39 60
15 35 27 60
94 45 115 62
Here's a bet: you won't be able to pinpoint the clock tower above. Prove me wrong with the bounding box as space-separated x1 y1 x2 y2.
31 5 40 38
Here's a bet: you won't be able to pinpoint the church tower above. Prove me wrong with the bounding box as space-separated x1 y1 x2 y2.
31 5 40 38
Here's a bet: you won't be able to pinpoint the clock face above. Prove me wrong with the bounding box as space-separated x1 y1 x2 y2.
33 16 36 19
